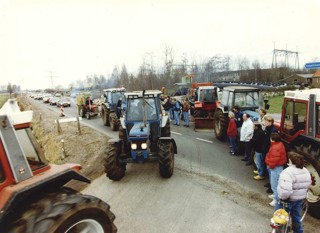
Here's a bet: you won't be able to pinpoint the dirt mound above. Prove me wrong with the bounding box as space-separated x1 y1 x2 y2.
19 97 108 191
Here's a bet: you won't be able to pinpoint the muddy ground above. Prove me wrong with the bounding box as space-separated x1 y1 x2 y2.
18 97 109 191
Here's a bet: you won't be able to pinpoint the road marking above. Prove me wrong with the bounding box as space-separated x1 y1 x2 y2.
196 138 213 143
171 131 182 135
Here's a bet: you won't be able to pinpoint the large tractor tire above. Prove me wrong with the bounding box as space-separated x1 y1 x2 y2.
3 188 117 233
293 141 320 219
158 140 174 178
104 142 126 181
101 107 108 126
161 119 171 137
109 113 119 131
214 110 227 141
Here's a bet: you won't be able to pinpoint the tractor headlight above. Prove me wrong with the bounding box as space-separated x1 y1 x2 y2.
131 143 137 150
141 143 147 150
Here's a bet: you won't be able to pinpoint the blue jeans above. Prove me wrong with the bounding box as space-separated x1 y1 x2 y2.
174 111 180 125
229 137 237 153
183 111 189 126
254 151 265 176
277 200 304 233
267 166 283 209
169 108 174 120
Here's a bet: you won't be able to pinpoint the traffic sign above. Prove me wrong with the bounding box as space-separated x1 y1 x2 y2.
305 62 320 69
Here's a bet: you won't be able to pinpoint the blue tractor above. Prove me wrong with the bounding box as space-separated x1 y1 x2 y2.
101 88 126 131
104 90 177 180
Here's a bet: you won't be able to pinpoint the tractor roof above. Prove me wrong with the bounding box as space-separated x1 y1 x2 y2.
285 88 320 102
0 99 33 129
223 86 259 92
103 87 126 92
124 90 162 98
198 86 217 90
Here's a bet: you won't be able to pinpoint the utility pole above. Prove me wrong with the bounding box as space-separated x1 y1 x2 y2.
46 71 57 89
272 43 300 70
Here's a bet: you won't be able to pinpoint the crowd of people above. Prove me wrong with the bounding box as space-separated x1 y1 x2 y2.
162 96 190 127
226 106 311 233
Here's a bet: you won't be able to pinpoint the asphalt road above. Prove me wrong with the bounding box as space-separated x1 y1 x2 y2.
32 98 320 233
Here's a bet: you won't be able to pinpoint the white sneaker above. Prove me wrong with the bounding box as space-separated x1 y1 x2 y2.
268 194 274 199
269 199 276 207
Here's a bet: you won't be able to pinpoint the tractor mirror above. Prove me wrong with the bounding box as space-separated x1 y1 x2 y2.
265 103 270 110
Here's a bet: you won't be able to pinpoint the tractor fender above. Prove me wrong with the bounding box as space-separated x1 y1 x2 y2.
0 164 90 224
161 115 169 128
159 137 177 154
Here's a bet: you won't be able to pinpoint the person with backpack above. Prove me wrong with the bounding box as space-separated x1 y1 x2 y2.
172 98 181 126
182 97 190 127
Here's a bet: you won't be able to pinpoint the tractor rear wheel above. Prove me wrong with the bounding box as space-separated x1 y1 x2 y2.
158 140 174 178
109 113 119 131
104 142 126 181
4 188 117 233
293 142 320 219
101 107 108 126
214 110 227 141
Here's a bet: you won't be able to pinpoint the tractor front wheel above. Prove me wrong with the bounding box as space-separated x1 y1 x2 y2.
158 140 174 178
104 141 126 181
214 110 227 141
3 188 117 233
109 113 119 131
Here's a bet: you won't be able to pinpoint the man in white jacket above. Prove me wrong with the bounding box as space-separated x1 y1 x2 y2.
277 152 311 233
240 113 254 165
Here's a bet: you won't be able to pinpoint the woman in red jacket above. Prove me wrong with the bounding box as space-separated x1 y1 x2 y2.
265 133 287 207
227 111 237 155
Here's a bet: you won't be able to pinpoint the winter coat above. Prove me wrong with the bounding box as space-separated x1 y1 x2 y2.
227 118 237 138
240 118 254 142
182 101 190 112
277 164 311 201
252 128 265 153
265 141 287 169
173 101 181 111
262 125 278 155
234 111 243 128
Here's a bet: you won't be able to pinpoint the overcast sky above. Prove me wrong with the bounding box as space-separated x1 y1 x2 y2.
0 0 319 90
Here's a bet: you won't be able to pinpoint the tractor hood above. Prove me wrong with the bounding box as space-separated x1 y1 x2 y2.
243 110 259 122
129 122 150 139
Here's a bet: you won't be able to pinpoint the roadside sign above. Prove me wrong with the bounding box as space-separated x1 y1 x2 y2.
305 62 320 69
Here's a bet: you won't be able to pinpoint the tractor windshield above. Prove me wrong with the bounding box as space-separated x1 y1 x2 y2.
126 98 158 121
198 89 217 102
234 91 259 107
112 92 124 103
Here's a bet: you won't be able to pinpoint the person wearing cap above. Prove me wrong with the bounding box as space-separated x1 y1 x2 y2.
251 122 266 180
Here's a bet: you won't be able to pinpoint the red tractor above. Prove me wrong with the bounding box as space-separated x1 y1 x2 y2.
274 88 320 219
190 83 219 130
0 99 117 232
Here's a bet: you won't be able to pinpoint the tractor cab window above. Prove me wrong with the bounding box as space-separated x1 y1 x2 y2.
283 100 307 136
234 92 259 107
16 128 46 171
111 92 123 104
127 98 157 121
199 89 216 102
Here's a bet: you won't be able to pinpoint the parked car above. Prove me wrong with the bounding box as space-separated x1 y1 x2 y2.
49 97 60 105
57 97 71 107
42 94 53 103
